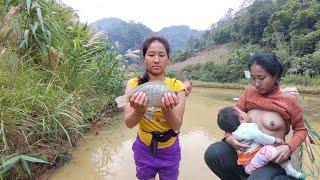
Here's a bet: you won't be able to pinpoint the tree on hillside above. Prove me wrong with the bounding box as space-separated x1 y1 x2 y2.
91 18 153 53
158 25 202 53
106 22 153 53
239 0 275 44
200 0 320 58
264 0 320 56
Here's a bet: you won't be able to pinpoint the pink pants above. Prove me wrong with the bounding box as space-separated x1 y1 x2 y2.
244 145 277 174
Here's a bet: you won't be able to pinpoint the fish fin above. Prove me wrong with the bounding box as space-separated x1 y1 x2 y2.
115 95 128 108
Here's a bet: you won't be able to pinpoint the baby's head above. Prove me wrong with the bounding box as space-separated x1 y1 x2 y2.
217 107 250 132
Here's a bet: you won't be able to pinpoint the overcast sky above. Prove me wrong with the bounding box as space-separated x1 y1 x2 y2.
60 0 244 31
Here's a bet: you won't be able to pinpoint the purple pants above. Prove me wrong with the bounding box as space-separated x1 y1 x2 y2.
132 135 181 180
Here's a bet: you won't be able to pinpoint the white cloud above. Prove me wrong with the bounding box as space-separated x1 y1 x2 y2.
60 0 244 31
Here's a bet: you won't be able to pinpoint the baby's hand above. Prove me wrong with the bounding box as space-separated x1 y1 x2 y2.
275 138 284 145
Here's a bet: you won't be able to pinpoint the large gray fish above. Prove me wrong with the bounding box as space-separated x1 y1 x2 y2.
115 80 173 108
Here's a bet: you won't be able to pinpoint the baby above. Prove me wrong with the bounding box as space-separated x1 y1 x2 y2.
217 107 305 179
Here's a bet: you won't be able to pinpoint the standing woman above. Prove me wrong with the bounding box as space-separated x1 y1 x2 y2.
124 36 186 180
204 53 308 179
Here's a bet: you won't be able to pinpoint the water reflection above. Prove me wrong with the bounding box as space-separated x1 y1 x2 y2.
179 130 216 179
91 139 134 178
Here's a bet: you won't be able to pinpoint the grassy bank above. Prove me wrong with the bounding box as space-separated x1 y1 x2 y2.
0 1 124 179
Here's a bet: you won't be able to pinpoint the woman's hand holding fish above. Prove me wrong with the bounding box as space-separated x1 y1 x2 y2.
130 91 148 113
161 92 179 111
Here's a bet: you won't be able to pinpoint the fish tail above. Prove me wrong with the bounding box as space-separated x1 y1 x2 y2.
115 95 128 108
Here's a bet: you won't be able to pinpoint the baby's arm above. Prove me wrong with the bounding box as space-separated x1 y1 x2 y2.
252 129 284 145
232 124 282 147
233 123 274 144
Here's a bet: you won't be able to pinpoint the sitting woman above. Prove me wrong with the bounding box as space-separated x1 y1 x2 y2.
204 53 308 179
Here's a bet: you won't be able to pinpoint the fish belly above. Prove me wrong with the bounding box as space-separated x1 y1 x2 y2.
142 85 169 107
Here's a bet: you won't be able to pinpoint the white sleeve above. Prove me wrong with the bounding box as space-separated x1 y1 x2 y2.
232 124 249 140
251 129 276 145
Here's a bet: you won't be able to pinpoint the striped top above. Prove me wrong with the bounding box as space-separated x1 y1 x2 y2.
236 85 307 152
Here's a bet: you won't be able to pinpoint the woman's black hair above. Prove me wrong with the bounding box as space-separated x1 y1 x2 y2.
248 53 284 85
138 36 170 85
217 107 240 132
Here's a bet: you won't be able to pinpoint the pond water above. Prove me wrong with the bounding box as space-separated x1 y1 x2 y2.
50 87 320 180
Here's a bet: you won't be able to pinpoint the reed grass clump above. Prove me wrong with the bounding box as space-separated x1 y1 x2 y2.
0 0 124 178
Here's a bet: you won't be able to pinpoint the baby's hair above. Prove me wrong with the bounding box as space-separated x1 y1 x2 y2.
217 107 240 132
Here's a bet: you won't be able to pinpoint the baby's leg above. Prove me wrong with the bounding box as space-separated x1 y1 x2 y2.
280 160 305 179
244 145 278 174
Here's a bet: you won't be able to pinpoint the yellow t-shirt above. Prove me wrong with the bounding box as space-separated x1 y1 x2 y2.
127 77 185 148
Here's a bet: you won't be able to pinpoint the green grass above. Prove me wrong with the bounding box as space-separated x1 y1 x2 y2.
0 1 124 179
191 80 246 90
282 74 320 87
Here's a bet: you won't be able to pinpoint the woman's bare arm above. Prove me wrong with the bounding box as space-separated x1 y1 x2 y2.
161 91 186 131
124 84 148 128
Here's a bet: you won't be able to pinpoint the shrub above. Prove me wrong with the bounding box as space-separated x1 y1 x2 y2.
182 61 244 83
282 74 320 86
172 50 193 63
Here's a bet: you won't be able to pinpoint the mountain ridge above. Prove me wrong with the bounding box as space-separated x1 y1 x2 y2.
90 17 203 54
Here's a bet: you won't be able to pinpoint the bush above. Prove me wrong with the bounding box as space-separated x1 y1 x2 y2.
310 50 320 75
291 30 320 56
182 61 244 83
165 70 178 79
179 44 264 83
172 50 193 62
282 74 320 86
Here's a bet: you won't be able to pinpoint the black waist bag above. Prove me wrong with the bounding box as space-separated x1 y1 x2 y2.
149 129 178 156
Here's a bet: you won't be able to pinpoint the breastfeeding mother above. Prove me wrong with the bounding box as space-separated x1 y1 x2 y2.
204 53 308 179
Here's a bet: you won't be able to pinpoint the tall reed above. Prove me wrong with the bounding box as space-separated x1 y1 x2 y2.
1 0 124 178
